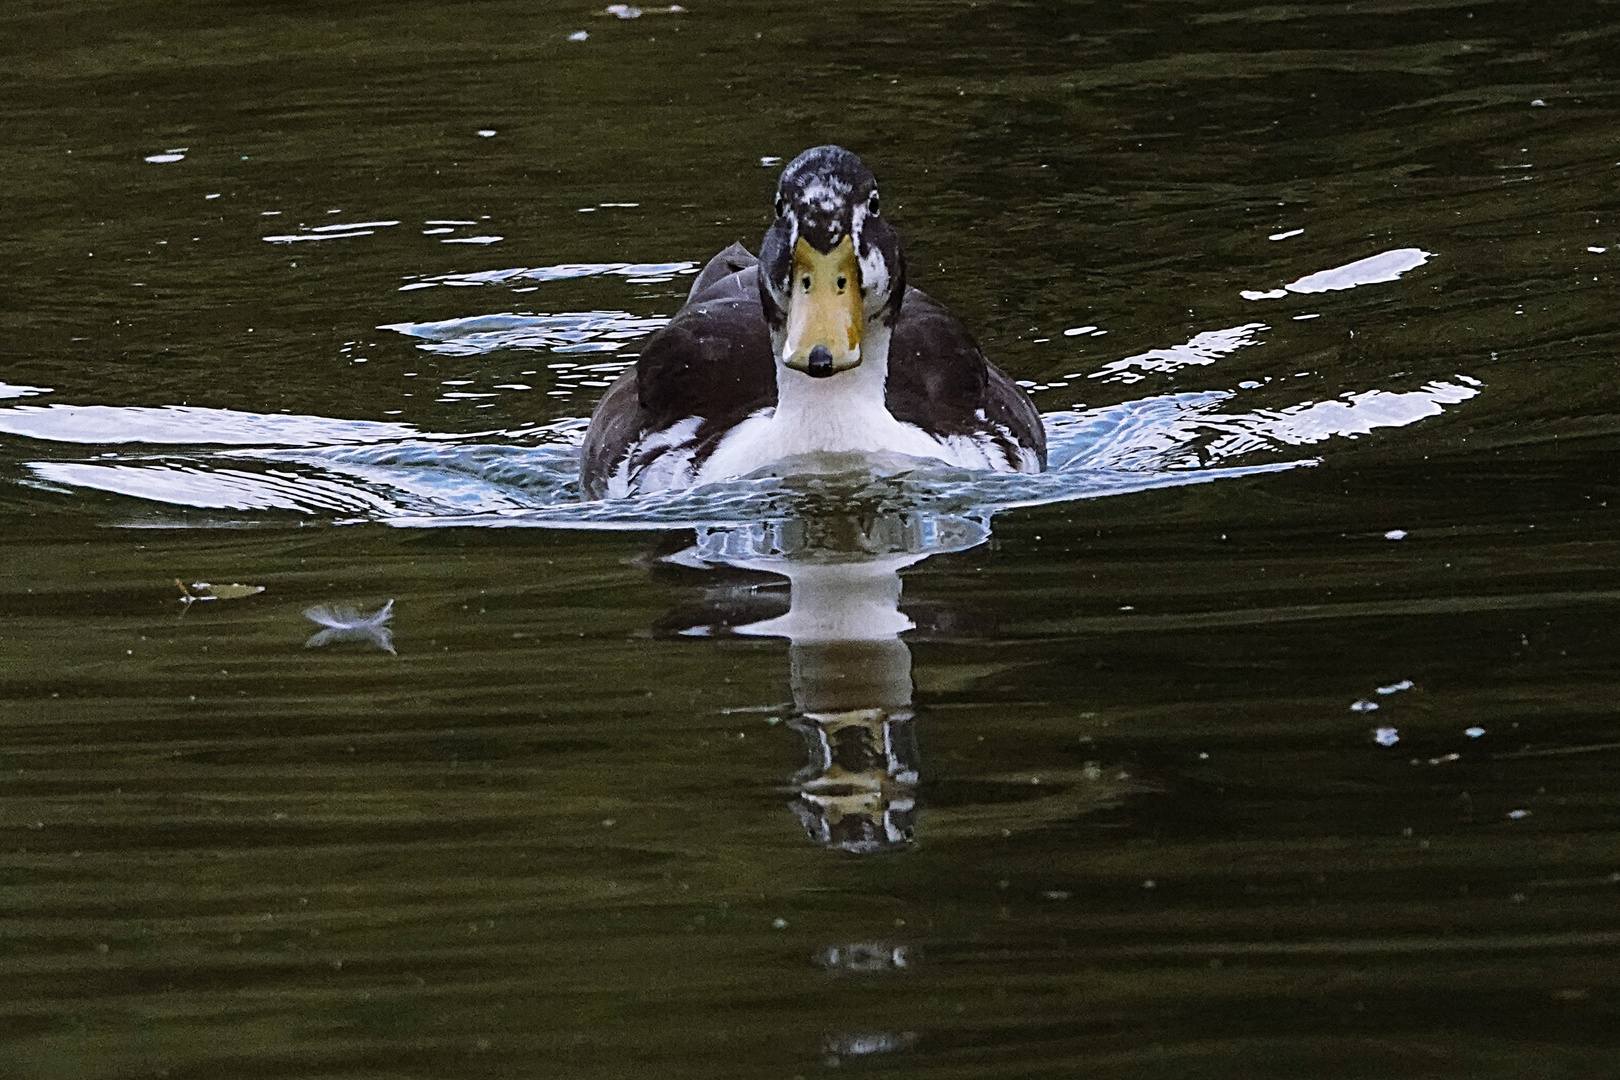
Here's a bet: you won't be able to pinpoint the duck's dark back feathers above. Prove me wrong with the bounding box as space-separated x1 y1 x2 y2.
885 290 1045 463
683 240 757 304
580 251 772 497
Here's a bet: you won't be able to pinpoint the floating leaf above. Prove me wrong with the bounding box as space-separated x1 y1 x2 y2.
177 579 266 603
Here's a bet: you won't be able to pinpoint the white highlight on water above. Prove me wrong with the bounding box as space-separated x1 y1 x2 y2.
1243 248 1432 300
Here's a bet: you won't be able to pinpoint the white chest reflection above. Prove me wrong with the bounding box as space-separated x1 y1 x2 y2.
673 512 988 853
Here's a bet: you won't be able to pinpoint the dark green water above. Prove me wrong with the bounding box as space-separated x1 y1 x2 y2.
4 2 1619 1077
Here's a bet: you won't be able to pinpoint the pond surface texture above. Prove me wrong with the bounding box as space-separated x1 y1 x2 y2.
4 2 1619 1077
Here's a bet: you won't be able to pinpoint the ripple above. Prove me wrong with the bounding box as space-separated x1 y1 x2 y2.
0 299 1482 530
380 311 670 357
26 461 406 514
398 261 701 291
1242 247 1432 301
1087 323 1267 385
0 372 1476 528
263 230 377 243
263 220 402 244
311 220 401 233
0 404 421 446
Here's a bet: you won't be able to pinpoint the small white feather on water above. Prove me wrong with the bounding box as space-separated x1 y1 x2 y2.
304 599 396 654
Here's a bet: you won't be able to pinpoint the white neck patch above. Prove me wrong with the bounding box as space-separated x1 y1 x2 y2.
850 202 890 317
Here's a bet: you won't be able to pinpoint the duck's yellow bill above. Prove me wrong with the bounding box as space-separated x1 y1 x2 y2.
784 235 863 378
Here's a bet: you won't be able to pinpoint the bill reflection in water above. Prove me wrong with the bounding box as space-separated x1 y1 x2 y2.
662 511 987 852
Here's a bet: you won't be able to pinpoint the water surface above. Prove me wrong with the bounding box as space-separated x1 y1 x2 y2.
3 1 1619 1077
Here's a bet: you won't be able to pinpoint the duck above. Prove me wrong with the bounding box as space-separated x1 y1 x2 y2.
579 145 1045 499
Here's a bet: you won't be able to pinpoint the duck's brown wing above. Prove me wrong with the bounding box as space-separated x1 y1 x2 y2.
885 287 1046 469
579 248 776 498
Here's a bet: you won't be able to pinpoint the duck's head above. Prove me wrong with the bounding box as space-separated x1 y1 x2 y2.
759 146 906 380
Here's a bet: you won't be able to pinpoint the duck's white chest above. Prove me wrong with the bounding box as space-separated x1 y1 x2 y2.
601 336 1038 496
695 397 955 483
606 402 1025 496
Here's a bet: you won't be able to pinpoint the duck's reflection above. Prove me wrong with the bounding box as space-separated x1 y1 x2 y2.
784 679 917 853
666 512 989 853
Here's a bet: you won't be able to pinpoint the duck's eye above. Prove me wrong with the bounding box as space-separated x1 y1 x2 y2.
867 190 880 216
836 275 847 291
775 194 788 218
801 275 812 292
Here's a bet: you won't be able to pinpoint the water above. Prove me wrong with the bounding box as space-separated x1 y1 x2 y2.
4 1 1619 1076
